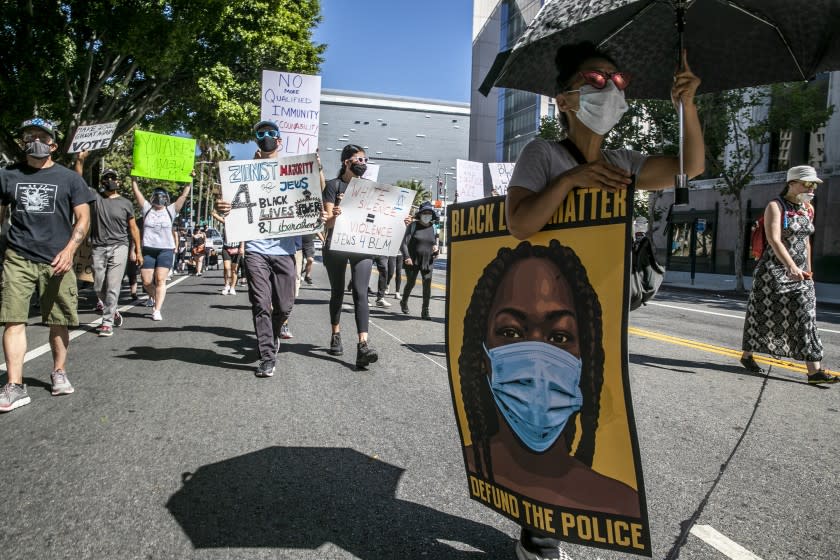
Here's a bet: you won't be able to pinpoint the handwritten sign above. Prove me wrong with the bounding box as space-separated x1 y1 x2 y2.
362 163 380 182
330 178 411 257
72 238 94 282
456 159 485 202
261 70 321 156
488 162 515 195
219 154 322 243
67 121 118 153
131 131 196 183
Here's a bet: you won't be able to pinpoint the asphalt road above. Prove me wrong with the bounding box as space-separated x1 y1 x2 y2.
0 261 838 560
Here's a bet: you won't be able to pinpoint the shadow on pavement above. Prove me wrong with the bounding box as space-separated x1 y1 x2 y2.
402 342 446 358
166 446 511 558
118 345 254 372
630 353 809 385
280 342 358 372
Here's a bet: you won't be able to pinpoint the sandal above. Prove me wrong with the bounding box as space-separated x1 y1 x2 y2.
739 356 765 373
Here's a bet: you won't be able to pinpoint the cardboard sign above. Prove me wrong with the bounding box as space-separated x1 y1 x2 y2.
261 71 321 156
362 163 380 182
72 237 94 283
67 121 118 153
219 154 322 243
446 186 651 557
456 159 484 202
488 162 515 195
329 178 412 257
131 131 196 183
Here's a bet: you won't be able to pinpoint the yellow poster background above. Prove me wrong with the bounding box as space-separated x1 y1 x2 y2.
447 222 636 489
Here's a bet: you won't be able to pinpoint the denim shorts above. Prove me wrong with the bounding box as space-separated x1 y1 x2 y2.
142 247 175 270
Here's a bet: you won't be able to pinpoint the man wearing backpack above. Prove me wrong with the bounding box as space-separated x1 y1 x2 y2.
130 176 191 321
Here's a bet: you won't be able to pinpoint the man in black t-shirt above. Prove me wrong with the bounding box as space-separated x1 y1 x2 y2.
0 117 95 413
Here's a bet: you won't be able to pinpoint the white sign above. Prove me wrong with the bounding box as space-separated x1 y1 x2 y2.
488 162 515 195
362 163 380 182
219 154 323 243
330 178 412 257
261 70 321 156
67 121 118 153
456 159 484 202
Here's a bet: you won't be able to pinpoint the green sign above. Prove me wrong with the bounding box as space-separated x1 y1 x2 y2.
131 130 196 183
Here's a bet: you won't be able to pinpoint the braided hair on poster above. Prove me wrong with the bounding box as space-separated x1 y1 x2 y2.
458 240 605 481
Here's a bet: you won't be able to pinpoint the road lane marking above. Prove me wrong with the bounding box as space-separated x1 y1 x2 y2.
647 302 840 335
629 327 838 377
690 525 765 560
0 275 190 372
368 319 447 371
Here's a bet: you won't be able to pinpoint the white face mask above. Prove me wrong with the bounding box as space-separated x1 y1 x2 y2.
796 192 815 204
419 214 433 224
570 82 628 135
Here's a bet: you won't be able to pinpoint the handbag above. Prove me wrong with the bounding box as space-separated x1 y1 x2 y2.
557 139 665 311
630 235 665 310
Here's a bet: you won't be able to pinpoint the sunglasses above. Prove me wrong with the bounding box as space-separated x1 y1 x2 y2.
579 70 630 91
255 129 279 139
800 181 818 190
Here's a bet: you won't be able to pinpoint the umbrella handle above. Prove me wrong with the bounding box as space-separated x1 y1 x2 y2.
674 2 689 206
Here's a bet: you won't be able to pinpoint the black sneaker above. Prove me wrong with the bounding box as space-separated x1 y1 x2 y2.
304 276 313 285
329 333 344 356
356 341 379 368
400 300 410 314
739 355 764 373
421 307 431 320
255 359 275 378
808 369 839 385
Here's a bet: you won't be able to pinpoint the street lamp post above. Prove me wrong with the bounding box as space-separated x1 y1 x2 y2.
194 161 213 228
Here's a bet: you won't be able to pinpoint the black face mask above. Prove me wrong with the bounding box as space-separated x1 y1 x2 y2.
350 163 367 177
99 179 118 193
257 136 278 153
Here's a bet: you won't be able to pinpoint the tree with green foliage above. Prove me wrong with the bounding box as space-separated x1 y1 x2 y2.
699 81 833 291
396 179 431 207
0 0 324 171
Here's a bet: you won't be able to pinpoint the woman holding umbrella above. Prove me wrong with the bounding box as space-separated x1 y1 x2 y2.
506 42 704 240
503 41 704 560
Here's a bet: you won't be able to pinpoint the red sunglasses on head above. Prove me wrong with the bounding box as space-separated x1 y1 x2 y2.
579 70 630 91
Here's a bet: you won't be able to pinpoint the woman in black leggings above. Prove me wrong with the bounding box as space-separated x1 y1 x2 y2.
321 144 378 369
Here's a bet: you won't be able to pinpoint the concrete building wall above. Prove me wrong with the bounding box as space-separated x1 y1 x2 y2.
319 90 469 199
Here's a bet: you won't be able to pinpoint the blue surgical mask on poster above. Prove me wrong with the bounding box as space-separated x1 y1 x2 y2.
484 341 583 453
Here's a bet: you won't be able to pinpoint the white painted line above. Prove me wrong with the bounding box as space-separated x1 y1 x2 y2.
368 319 447 371
690 525 765 560
647 302 840 335
0 275 190 371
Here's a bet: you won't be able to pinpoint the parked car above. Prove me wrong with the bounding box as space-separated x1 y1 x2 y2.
204 227 224 252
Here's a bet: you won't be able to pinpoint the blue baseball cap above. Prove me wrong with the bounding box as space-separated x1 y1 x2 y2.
21 117 58 138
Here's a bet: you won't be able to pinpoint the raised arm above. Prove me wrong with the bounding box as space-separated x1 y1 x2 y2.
173 183 191 212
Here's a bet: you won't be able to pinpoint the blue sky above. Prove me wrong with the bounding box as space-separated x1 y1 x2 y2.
312 0 473 102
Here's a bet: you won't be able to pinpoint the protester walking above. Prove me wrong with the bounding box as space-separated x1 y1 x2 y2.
0 117 95 412
322 144 379 368
211 210 244 295
131 177 190 321
400 202 440 320
300 233 316 285
89 168 142 337
373 256 392 308
190 226 207 276
740 166 836 384
502 42 704 560
215 120 297 378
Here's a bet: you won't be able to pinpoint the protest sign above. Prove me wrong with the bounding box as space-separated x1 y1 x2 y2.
219 154 322 243
67 121 118 153
456 159 484 202
73 237 94 283
362 163 380 182
261 70 321 156
446 185 651 557
131 131 196 183
488 162 515 195
329 178 412 257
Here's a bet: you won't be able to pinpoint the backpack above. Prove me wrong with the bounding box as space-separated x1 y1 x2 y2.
629 235 665 311
750 198 812 260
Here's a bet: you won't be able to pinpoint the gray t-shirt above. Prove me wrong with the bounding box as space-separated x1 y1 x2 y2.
509 138 648 194
90 191 135 248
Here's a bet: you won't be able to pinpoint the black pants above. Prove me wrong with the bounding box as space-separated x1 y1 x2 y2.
520 528 561 557
387 256 402 293
402 266 432 310
323 247 372 333
374 256 389 299
244 252 296 361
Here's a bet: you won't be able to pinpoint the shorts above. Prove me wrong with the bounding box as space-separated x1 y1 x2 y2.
301 235 316 259
0 249 79 326
222 248 242 265
142 247 175 270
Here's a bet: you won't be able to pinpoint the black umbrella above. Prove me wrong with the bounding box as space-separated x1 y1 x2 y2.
480 0 840 203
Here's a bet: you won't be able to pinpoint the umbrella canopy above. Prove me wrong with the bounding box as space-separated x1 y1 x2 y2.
480 0 840 100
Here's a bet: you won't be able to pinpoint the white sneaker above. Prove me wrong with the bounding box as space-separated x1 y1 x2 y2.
229 287 236 295
151 310 162 321
222 285 230 295
375 298 391 308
